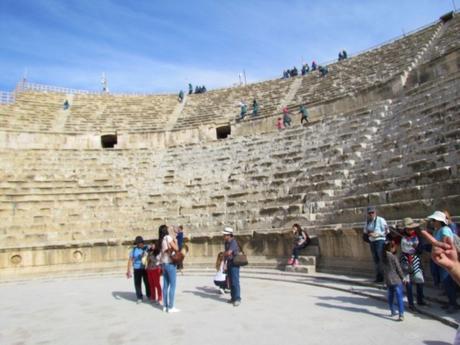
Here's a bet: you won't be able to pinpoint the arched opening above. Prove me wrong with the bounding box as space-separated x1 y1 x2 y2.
216 125 231 140
101 134 117 148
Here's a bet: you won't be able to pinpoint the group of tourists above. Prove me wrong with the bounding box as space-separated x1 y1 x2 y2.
276 104 309 129
187 83 207 95
238 99 259 120
282 58 333 79
126 225 185 312
127 225 243 312
363 206 459 321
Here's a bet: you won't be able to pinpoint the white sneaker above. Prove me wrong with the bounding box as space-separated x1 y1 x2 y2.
137 299 142 304
218 288 225 294
162 307 168 312
168 307 180 313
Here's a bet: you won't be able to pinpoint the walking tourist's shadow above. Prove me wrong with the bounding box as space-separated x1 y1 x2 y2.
316 302 390 320
424 342 451 345
182 286 227 303
112 291 138 303
315 295 386 310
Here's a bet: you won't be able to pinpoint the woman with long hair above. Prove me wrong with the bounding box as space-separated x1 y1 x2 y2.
288 224 310 266
159 224 180 313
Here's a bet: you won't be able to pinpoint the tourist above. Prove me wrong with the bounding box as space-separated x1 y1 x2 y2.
319 65 329 77
223 226 241 306
342 50 348 59
431 236 460 344
175 225 185 270
291 67 298 77
126 236 151 303
276 117 284 130
146 242 162 305
363 206 389 282
382 240 406 321
338 51 344 61
239 101 248 120
400 218 426 310
252 99 259 117
214 252 229 294
159 224 180 313
311 60 317 71
444 210 458 235
299 105 309 124
301 63 310 75
421 211 458 313
288 224 310 266
188 83 193 95
282 106 292 127
63 99 69 110
178 90 184 102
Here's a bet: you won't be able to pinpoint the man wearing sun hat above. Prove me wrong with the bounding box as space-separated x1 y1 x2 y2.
425 211 459 313
223 226 241 306
363 206 389 283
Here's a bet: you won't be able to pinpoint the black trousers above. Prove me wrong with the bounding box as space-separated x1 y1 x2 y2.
133 268 150 300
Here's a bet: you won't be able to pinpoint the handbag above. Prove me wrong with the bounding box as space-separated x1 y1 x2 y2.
233 241 249 267
170 250 184 265
233 252 248 266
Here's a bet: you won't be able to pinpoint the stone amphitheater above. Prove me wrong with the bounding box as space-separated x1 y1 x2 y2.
0 12 458 285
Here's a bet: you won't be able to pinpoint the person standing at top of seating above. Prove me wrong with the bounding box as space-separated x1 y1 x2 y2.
399 217 426 310
282 106 292 127
338 51 344 61
223 226 241 306
299 105 309 124
319 65 329 77
288 224 310 266
301 63 310 75
290 67 298 77
311 60 317 71
159 224 180 313
178 90 184 102
363 206 389 283
421 211 459 313
239 101 248 120
126 236 151 303
342 50 348 59
63 99 69 110
252 99 259 117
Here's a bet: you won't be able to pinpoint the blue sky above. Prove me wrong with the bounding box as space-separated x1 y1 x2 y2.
0 0 456 94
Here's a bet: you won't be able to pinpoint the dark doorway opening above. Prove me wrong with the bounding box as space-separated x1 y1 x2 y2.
216 125 231 139
101 134 117 148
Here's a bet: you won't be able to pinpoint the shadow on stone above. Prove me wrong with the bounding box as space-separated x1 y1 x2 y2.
112 291 138 302
182 286 228 303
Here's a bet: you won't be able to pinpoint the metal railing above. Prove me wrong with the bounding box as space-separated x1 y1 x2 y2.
15 81 101 95
0 91 15 105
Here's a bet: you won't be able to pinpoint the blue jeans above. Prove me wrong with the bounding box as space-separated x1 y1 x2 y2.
405 282 424 306
228 262 241 302
388 284 404 316
369 240 385 279
292 243 307 259
162 263 177 309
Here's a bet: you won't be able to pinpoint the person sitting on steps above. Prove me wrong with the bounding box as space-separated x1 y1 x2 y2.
288 224 310 266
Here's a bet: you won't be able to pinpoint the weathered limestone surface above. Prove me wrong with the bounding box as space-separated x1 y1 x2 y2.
0 15 459 279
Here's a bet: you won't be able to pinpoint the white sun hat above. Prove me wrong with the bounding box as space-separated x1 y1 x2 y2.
427 211 448 225
222 226 234 235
